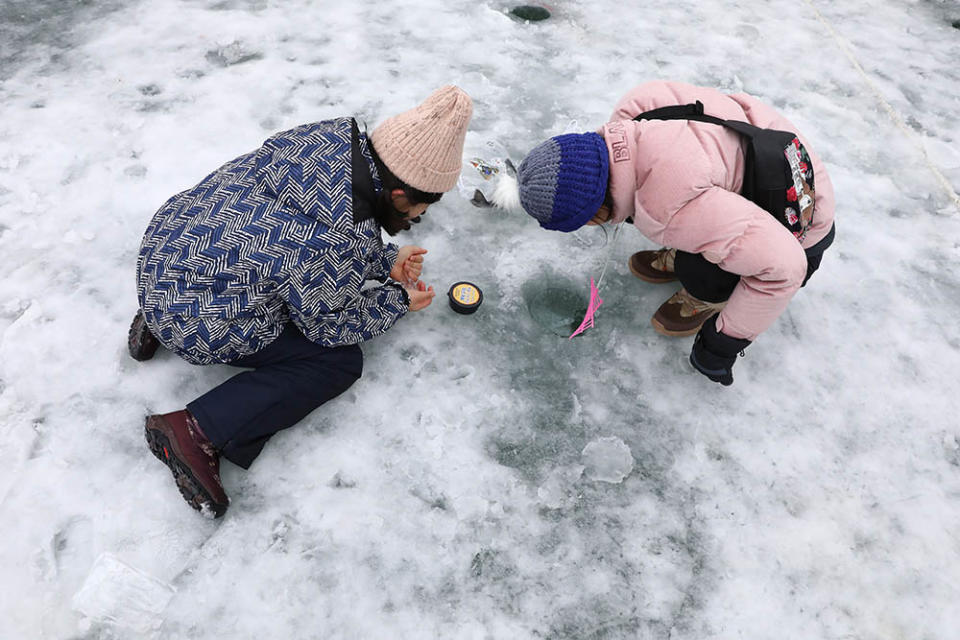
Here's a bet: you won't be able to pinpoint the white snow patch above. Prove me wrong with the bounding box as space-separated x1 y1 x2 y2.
537 464 585 508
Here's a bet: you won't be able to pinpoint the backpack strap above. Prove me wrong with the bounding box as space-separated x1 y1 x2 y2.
633 101 771 140
633 101 727 127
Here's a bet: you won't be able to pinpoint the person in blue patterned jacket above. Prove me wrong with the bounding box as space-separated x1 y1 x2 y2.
129 86 472 518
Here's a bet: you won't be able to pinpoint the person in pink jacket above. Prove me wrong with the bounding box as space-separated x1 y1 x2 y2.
511 81 836 385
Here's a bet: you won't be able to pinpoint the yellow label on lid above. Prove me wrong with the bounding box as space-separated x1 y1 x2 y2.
452 283 480 305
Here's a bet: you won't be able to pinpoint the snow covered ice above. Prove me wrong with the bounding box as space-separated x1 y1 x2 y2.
2 0 960 638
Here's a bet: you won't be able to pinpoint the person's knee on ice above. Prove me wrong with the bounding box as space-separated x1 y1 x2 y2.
133 86 472 515
505 80 835 386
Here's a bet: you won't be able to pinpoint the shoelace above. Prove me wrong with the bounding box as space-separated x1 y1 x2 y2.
670 288 726 316
651 247 676 273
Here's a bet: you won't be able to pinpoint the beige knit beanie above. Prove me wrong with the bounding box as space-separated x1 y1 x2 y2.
370 85 473 194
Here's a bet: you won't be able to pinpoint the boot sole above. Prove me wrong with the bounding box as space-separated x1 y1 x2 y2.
145 425 227 519
628 260 678 284
128 314 160 362
651 316 705 338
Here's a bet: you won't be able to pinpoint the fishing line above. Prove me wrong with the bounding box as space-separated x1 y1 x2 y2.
595 222 623 291
804 0 960 213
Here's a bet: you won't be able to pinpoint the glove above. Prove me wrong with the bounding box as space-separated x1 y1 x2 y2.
689 315 751 386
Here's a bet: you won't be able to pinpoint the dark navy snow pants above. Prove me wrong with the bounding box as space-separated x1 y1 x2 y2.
187 324 363 469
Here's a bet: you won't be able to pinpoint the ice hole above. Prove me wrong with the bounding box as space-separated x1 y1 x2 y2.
523 274 589 337
510 5 551 21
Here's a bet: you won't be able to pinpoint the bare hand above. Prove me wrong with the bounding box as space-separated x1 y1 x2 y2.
404 280 435 312
391 245 427 284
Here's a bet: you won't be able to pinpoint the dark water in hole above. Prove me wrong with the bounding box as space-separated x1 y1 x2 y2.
510 5 551 21
523 275 589 337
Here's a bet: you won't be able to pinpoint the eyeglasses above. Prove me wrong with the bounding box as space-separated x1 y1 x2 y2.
394 209 426 223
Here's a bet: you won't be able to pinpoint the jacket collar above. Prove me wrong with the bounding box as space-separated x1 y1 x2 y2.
351 119 381 225
601 120 640 224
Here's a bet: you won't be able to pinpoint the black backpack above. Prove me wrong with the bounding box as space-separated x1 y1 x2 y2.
634 101 816 241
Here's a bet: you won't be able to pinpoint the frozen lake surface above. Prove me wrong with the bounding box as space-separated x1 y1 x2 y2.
1 0 959 637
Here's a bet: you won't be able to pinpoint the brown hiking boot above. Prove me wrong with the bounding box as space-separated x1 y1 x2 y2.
128 311 161 361
629 248 678 284
145 410 229 518
651 288 727 337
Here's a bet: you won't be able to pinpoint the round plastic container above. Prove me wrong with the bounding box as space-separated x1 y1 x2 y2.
448 282 484 314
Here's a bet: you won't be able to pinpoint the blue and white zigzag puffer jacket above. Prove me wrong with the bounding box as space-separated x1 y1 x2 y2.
136 117 407 365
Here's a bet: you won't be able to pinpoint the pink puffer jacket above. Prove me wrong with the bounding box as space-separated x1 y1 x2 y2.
602 81 836 340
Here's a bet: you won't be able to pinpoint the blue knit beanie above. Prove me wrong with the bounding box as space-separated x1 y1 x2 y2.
516 132 609 232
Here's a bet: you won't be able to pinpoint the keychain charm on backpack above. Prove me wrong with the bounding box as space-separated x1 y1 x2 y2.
783 137 816 241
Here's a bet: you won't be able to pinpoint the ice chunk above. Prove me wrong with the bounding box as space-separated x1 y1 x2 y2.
204 42 262 67
581 437 634 484
71 553 175 634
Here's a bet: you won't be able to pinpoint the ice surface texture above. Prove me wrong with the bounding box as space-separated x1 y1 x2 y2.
1 0 959 638
582 436 634 483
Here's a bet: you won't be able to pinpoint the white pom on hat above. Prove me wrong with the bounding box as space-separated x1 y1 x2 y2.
490 170 522 211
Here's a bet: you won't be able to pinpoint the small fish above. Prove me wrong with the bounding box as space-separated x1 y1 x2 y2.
470 158 500 180
469 158 518 209
471 189 494 208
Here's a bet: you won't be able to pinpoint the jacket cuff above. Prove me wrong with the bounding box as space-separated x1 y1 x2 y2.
380 243 400 279
389 282 410 309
